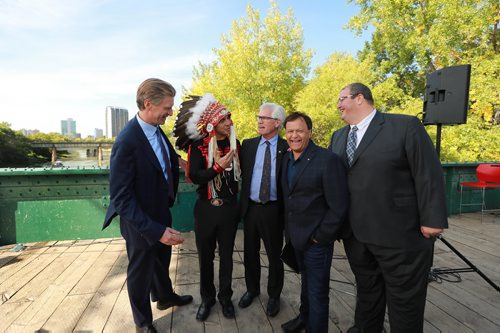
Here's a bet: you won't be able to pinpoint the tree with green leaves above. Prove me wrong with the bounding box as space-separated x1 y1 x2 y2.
188 0 312 139
0 122 46 167
339 0 499 161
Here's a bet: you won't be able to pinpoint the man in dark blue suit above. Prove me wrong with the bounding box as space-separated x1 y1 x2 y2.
280 112 349 333
103 78 193 333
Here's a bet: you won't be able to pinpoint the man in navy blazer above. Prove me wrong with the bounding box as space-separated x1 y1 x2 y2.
238 102 288 317
103 78 192 333
330 83 448 333
280 112 348 333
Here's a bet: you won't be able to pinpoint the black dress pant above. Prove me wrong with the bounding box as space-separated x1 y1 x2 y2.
121 219 175 327
343 236 433 333
243 201 284 298
194 198 239 302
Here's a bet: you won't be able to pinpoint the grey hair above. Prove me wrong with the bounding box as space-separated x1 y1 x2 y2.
260 102 286 129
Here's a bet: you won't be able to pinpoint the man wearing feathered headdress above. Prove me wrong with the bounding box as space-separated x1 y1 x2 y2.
173 93 241 322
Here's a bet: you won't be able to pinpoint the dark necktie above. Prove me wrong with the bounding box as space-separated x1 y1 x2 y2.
259 141 271 203
156 128 175 201
346 125 358 167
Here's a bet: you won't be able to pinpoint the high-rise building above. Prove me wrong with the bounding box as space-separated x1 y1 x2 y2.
61 118 77 138
105 106 129 138
20 129 40 136
94 128 104 139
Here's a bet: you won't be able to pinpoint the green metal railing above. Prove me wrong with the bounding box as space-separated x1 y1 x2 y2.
0 167 197 245
0 163 498 245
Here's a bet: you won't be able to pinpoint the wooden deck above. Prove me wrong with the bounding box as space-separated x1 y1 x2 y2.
0 212 499 332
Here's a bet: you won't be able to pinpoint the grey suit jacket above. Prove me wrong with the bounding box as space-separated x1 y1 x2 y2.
330 112 448 249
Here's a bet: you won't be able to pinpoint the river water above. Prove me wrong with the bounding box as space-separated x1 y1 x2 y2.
48 148 111 168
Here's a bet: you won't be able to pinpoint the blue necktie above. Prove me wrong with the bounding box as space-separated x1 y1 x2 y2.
156 129 175 201
346 126 358 167
259 141 271 203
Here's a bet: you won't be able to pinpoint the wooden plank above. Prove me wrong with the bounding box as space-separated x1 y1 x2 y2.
74 251 128 332
0 252 63 303
0 241 56 284
427 285 500 332
0 251 79 332
424 299 473 333
69 250 119 295
6 250 101 331
103 289 136 332
41 293 94 332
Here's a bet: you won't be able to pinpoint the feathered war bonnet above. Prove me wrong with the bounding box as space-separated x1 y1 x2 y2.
173 93 241 198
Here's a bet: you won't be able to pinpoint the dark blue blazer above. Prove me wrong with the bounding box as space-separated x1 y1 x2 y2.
281 141 348 251
103 116 179 246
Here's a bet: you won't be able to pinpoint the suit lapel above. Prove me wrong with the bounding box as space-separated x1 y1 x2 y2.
248 137 260 177
351 112 384 166
276 137 287 177
331 126 349 164
131 118 163 173
289 142 317 192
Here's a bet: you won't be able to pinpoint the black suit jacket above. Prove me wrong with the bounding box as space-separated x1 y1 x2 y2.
281 141 348 251
330 112 448 249
102 116 179 246
240 135 288 218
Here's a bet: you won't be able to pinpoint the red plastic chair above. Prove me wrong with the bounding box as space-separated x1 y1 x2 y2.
459 164 500 220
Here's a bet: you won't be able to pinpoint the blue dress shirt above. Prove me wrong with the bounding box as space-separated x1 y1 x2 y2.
250 135 279 202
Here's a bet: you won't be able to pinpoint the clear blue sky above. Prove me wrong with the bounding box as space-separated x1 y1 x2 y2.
0 0 370 136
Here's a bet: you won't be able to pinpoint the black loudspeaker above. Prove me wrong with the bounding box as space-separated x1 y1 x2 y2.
423 64 471 125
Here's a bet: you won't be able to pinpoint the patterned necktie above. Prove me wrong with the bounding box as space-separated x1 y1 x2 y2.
346 125 358 167
259 141 271 203
156 128 175 201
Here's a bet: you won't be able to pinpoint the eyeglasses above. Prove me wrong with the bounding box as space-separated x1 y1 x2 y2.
338 94 355 103
257 116 277 121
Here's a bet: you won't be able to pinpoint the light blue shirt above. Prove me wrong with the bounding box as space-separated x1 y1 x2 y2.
250 134 278 202
136 114 171 182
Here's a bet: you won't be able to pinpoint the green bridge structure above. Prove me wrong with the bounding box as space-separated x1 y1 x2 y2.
0 164 498 246
30 142 114 167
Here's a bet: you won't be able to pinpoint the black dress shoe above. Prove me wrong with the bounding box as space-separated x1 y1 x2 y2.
347 326 364 333
220 299 235 318
281 315 305 332
238 291 259 308
266 297 280 317
196 299 216 321
135 324 157 333
157 293 193 310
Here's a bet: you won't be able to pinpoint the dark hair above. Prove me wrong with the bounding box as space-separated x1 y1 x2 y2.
345 82 374 105
284 112 313 130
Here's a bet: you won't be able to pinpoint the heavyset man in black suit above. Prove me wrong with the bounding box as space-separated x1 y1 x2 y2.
238 103 288 317
330 83 448 333
103 78 192 333
281 112 349 333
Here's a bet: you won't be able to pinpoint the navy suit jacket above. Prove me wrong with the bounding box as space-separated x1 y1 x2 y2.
281 141 348 251
329 112 448 249
240 135 288 219
103 116 179 246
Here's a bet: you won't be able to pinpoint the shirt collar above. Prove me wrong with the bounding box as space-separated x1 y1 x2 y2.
259 134 278 146
351 109 377 131
136 113 158 139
